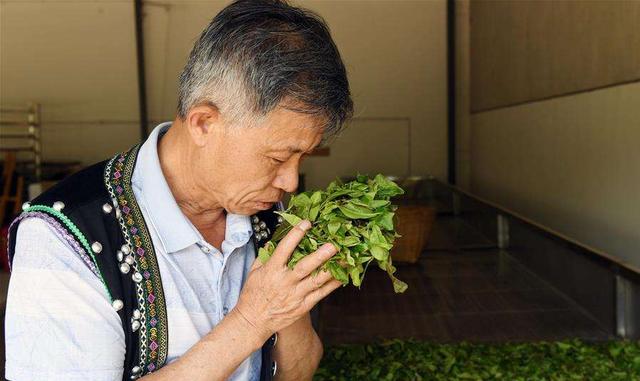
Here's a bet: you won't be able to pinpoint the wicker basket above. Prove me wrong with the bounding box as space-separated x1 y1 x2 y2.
391 205 436 263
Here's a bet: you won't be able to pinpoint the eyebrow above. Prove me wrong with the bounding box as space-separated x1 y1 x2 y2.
273 145 314 154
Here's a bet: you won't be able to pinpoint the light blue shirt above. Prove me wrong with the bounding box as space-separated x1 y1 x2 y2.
5 122 261 380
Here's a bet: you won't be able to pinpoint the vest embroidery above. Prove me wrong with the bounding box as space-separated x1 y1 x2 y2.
105 145 169 375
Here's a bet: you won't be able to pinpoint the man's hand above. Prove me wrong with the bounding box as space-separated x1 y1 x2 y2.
234 219 342 345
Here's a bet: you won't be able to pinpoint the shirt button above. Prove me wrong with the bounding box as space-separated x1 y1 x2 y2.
223 306 229 315
201 245 211 254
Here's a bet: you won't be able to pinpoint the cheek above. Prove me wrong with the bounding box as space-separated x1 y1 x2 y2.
251 164 278 189
225 154 277 197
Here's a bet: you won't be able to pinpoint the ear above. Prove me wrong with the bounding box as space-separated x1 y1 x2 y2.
185 103 221 147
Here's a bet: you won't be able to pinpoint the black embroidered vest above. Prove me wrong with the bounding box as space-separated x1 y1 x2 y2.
7 145 280 380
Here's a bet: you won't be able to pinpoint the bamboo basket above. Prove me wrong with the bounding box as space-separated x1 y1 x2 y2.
391 205 436 263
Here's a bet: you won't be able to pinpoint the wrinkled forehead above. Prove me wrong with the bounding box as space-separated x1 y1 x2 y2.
256 104 327 152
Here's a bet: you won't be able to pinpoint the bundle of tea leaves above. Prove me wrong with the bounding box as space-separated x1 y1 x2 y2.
258 174 408 293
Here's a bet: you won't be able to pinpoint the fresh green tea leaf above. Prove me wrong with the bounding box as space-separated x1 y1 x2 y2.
259 174 407 293
276 211 302 227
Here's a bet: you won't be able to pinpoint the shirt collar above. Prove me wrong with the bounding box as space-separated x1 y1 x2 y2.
131 122 253 253
224 213 254 248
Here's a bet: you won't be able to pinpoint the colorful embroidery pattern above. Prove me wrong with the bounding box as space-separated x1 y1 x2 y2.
104 146 168 374
10 211 100 278
12 205 113 302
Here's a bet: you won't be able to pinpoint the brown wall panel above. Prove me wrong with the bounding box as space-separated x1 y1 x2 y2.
470 0 640 112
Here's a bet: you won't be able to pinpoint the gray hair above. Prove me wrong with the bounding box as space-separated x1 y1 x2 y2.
177 0 353 138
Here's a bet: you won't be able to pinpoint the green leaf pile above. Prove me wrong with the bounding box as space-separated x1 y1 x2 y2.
258 174 408 293
314 339 640 381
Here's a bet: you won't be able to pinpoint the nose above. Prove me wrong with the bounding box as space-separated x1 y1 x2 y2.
273 161 299 193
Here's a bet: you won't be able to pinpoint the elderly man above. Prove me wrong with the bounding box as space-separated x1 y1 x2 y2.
4 1 353 380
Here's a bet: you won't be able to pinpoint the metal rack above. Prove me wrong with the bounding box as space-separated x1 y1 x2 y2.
0 103 42 181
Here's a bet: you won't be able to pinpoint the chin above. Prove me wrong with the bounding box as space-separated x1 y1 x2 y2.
226 204 264 216
251 201 274 213
226 200 276 216
225 206 252 216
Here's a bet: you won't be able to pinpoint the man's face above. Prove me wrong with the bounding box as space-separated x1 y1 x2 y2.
193 106 324 216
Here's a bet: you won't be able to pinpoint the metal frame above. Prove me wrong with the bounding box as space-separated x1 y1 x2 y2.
432 178 640 339
0 103 42 181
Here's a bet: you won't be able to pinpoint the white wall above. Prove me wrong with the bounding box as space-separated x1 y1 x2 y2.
298 0 447 189
471 82 640 268
0 1 141 163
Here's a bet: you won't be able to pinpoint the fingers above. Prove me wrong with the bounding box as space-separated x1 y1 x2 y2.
270 220 312 267
298 269 334 295
292 243 337 280
304 279 343 309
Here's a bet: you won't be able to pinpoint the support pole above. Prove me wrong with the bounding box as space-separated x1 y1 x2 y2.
134 0 149 139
